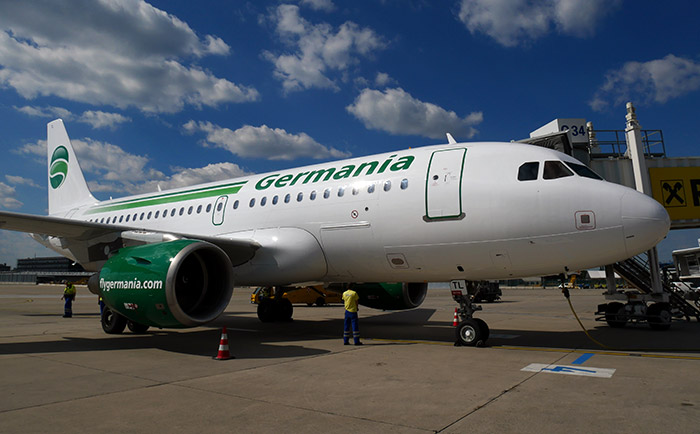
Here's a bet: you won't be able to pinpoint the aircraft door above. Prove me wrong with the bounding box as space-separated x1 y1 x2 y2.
425 148 466 220
212 195 228 226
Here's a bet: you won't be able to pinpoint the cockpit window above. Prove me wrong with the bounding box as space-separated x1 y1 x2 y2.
564 162 603 180
517 162 539 181
543 161 574 180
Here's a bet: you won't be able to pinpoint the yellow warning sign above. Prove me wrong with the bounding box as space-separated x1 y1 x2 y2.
649 167 700 221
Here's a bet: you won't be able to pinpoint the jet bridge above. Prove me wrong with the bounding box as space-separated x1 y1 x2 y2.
525 104 700 329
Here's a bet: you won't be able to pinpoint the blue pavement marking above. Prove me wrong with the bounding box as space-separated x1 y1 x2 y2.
572 353 594 365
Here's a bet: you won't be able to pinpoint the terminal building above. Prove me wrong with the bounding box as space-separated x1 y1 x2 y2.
0 256 91 284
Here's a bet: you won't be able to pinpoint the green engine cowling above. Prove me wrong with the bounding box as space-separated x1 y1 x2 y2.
88 240 234 328
354 282 428 310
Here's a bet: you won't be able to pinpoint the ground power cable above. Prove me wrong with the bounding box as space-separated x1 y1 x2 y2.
561 288 700 354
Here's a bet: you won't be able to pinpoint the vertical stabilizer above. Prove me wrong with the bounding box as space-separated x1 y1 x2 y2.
47 119 96 215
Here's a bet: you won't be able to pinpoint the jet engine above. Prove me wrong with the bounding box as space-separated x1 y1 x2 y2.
353 282 428 310
88 240 233 328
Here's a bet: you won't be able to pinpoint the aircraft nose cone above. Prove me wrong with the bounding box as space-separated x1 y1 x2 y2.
621 191 670 257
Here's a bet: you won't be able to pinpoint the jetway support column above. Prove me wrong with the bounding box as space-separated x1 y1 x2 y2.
625 102 663 294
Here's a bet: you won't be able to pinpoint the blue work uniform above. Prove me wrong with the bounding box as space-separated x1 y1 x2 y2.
63 283 76 318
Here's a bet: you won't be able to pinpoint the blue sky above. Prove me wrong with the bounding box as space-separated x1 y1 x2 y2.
0 0 699 266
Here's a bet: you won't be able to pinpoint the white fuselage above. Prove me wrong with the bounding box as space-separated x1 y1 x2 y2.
41 142 669 285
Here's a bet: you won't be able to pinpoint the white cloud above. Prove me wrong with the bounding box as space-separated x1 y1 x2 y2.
5 175 39 188
0 181 22 209
457 0 620 47
300 0 336 12
15 105 131 129
264 4 387 92
184 120 350 160
346 87 483 139
0 0 258 113
131 163 252 195
374 72 395 87
590 54 700 111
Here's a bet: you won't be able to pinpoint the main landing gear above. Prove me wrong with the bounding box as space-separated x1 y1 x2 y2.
101 307 150 334
256 287 294 323
450 281 490 346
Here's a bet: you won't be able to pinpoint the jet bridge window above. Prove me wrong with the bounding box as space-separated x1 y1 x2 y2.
564 162 603 180
543 161 574 180
518 162 539 181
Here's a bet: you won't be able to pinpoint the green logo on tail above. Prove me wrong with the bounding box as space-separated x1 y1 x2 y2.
50 146 69 189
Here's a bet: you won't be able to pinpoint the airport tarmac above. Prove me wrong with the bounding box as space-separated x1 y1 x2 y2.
0 283 698 433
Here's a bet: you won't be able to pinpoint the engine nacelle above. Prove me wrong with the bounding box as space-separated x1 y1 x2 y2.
88 240 233 328
354 282 428 310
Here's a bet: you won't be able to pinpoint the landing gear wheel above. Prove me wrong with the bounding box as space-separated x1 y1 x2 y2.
315 297 325 307
127 320 150 334
473 318 490 341
277 298 293 321
605 302 627 328
257 299 276 322
455 319 488 347
101 307 127 334
647 303 672 330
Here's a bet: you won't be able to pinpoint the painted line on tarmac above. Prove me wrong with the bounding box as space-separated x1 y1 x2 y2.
495 346 700 361
522 363 615 378
572 352 594 365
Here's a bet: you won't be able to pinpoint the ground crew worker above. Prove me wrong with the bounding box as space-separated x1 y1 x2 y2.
98 296 105 316
342 286 362 345
61 281 76 318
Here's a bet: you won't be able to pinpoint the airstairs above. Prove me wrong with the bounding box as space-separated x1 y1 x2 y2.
613 255 700 322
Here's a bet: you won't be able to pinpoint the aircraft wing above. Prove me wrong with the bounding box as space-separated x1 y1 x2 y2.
0 210 260 266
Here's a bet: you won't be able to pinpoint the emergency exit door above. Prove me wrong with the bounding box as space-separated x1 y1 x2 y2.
425 148 466 220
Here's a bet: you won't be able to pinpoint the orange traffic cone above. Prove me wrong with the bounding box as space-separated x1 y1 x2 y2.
452 308 459 327
214 327 234 360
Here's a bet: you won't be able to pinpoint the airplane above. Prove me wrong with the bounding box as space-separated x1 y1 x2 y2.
0 119 670 345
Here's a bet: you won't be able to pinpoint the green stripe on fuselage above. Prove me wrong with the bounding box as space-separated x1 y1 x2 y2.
85 181 247 215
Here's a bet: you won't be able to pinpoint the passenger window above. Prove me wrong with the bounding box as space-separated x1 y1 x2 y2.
384 180 391 191
543 161 574 180
155 210 160 218
564 162 603 180
119 216 124 223
171 209 176 217
310 191 317 200
125 215 130 222
272 195 278 205
401 179 408 190
197 205 202 213
518 162 539 181
284 194 291 203
179 207 184 216
232 201 238 210
206 204 212 213
352 187 359 195
140 212 145 220
323 188 331 199
368 184 375 193
338 187 345 197
297 192 303 202
147 211 152 219
188 206 193 215
249 198 255 207
261 197 267 206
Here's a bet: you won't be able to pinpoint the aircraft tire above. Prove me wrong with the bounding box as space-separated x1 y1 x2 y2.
315 297 325 307
257 299 276 322
101 307 127 334
277 298 293 321
473 318 490 341
127 320 150 334
455 319 487 347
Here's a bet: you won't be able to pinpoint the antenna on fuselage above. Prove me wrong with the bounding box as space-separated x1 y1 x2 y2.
446 133 457 145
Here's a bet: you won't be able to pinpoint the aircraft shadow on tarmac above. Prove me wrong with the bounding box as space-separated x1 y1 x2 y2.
5 308 699 357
